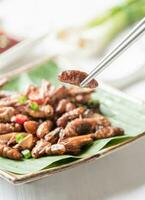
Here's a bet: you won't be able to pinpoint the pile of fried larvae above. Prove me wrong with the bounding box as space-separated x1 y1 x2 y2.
0 80 124 160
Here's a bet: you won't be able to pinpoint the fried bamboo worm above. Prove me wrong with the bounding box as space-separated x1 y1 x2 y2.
0 143 22 160
57 107 85 128
24 121 39 134
58 70 98 88
62 117 110 139
36 120 53 138
44 127 62 144
94 127 124 139
0 107 17 122
26 105 54 118
0 123 22 134
32 139 51 158
14 134 37 150
45 134 93 155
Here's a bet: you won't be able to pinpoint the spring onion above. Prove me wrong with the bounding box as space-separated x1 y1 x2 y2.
18 96 27 104
22 149 32 159
29 102 39 111
16 133 25 144
87 100 100 109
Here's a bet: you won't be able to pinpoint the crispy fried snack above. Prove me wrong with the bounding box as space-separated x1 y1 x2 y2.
24 121 39 134
0 107 17 122
0 80 124 160
0 123 22 134
63 117 109 139
57 107 85 128
94 127 124 139
32 139 51 158
58 70 98 88
0 132 18 144
14 134 37 150
0 144 22 160
44 127 61 144
51 86 70 103
36 121 53 138
58 134 93 154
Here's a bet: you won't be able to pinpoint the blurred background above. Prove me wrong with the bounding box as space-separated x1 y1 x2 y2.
0 0 145 100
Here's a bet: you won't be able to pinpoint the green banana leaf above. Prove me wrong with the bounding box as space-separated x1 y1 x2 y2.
1 59 145 175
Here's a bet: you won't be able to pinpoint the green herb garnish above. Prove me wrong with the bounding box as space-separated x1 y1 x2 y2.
71 99 77 104
86 99 100 109
29 102 39 111
18 96 27 104
22 149 32 159
16 133 25 143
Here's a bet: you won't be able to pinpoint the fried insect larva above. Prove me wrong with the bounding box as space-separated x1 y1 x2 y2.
75 94 91 104
0 107 17 122
0 123 22 134
26 105 54 118
44 127 61 144
58 70 98 88
0 91 11 99
45 143 65 155
25 80 52 103
32 139 51 158
0 97 18 107
63 118 99 139
0 132 18 144
57 107 85 128
92 113 111 127
0 144 22 160
65 102 76 112
45 134 93 155
56 99 69 114
56 99 76 114
24 121 39 134
94 127 124 139
36 120 53 138
69 87 95 96
14 134 36 150
51 86 70 103
39 80 52 98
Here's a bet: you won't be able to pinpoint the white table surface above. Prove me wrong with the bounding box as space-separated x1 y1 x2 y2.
1 135 145 200
0 0 145 199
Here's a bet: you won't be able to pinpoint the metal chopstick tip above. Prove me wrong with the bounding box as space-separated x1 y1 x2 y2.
80 75 93 87
80 79 88 87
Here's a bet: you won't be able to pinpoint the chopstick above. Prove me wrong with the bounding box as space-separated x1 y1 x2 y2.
80 17 145 87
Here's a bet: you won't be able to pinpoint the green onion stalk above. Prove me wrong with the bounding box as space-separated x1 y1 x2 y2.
56 0 145 57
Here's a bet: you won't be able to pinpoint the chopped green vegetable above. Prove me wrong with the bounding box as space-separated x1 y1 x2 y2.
85 99 100 109
71 99 77 104
22 149 32 159
16 133 25 144
18 96 27 104
29 102 39 111
88 99 100 105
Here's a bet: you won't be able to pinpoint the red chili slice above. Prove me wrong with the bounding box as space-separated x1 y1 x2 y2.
11 114 29 124
31 98 44 104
